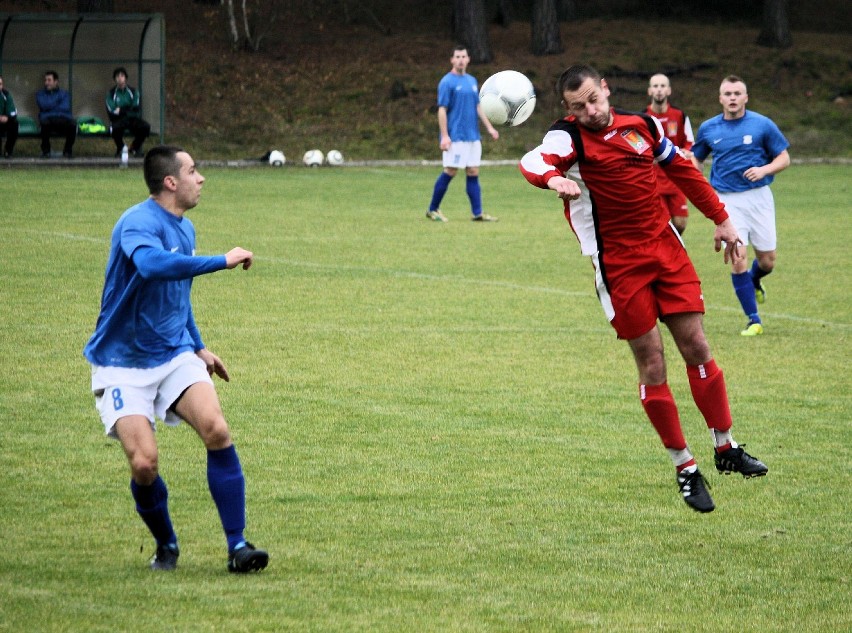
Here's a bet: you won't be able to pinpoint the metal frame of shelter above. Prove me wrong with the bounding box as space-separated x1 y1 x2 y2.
0 13 165 140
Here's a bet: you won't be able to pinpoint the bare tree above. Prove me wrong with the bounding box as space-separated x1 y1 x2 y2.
223 0 281 52
531 0 563 56
756 0 792 48
453 0 493 64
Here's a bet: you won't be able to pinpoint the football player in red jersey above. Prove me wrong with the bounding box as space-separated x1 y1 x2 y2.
519 65 768 513
646 73 695 234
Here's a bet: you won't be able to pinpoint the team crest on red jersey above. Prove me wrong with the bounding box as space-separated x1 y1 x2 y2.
620 129 650 154
666 121 679 137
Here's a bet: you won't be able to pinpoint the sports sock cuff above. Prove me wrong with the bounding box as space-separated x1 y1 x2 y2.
686 358 719 380
207 444 239 469
131 475 166 509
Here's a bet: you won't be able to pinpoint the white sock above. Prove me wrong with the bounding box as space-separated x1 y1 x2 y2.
668 447 694 469
711 429 737 449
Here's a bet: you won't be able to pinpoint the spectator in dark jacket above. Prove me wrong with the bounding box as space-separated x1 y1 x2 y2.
106 67 151 157
0 76 18 158
36 70 76 158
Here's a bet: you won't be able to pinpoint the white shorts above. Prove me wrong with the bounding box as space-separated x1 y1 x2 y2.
718 186 777 251
442 140 482 169
90 351 213 438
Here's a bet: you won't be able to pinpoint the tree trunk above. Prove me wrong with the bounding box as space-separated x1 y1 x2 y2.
756 0 792 48
531 0 563 56
453 0 493 64
225 0 241 49
77 0 114 11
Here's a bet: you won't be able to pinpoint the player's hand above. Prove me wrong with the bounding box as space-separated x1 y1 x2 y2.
547 176 581 201
488 126 499 141
713 219 745 265
743 166 766 182
197 348 230 382
439 135 451 151
225 247 253 270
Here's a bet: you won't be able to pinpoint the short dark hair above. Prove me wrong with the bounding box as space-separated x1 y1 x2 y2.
557 64 602 95
44 70 59 81
144 145 185 195
721 74 747 92
113 66 128 80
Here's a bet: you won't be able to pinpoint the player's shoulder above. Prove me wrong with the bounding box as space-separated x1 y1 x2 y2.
549 116 577 132
743 109 775 125
437 71 456 86
614 108 654 123
698 113 724 129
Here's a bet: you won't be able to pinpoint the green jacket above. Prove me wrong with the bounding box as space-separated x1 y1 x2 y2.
106 85 141 121
0 89 16 118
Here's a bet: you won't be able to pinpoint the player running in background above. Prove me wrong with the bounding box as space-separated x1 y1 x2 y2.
645 73 695 234
692 75 790 336
519 65 768 513
84 145 268 572
426 45 500 223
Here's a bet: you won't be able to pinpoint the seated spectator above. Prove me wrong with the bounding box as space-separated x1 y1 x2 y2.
36 70 76 158
106 67 151 157
0 75 18 158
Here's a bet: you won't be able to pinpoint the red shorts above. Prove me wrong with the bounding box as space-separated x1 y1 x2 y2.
593 227 705 340
659 191 689 218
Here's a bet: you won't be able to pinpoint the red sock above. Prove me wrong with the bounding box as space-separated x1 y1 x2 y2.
686 359 733 433
639 383 686 450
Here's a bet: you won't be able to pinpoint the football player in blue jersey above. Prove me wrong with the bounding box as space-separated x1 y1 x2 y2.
426 45 500 223
84 145 268 573
692 76 790 336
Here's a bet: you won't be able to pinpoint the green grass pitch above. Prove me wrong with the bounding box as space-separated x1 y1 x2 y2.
0 163 849 632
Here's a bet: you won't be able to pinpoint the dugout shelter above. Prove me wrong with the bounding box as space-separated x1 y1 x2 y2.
0 13 165 140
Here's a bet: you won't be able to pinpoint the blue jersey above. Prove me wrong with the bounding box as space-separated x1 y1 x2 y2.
692 110 789 193
84 198 226 368
437 72 481 142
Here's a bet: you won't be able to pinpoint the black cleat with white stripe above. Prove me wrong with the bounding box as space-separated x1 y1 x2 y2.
714 445 768 478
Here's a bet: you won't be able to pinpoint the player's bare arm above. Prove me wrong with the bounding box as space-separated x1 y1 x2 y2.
476 104 499 140
713 218 745 265
547 175 581 201
438 106 451 150
225 247 253 270
197 348 230 382
743 149 791 182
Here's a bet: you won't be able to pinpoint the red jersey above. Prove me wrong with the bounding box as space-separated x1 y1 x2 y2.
519 109 726 255
645 103 694 196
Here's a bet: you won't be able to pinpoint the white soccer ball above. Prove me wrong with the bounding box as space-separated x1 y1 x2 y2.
268 150 285 166
479 70 536 127
326 149 344 166
303 149 324 167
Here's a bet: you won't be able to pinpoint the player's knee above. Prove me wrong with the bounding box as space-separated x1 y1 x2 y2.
758 252 776 271
130 454 159 485
200 418 232 450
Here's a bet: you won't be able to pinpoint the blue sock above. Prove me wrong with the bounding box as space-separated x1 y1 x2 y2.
429 172 452 211
466 175 482 216
732 272 760 322
750 258 770 287
131 475 177 548
207 445 246 552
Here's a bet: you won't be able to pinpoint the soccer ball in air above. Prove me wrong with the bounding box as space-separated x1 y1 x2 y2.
303 149 324 167
479 70 536 127
268 150 285 166
326 149 344 166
